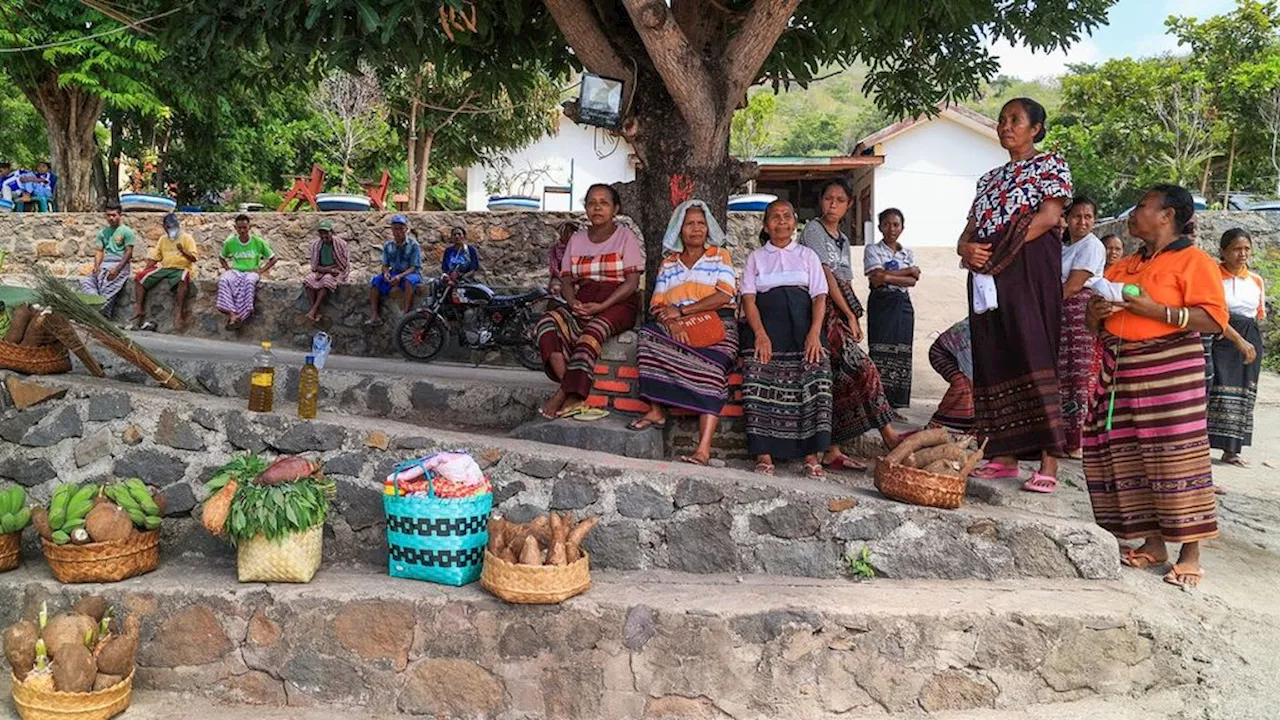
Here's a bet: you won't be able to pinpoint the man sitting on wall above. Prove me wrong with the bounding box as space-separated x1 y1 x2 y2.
216 214 277 328
366 214 422 326
303 219 350 324
131 213 197 331
80 200 136 317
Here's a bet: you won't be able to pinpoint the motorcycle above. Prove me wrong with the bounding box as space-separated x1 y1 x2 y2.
394 273 562 370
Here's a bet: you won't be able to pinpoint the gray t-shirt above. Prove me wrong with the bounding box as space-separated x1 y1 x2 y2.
799 219 854 282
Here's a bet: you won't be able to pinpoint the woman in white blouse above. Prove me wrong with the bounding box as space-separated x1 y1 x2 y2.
1057 196 1106 462
1206 228 1266 467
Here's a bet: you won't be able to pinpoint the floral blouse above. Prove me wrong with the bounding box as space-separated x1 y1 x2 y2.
968 152 1073 241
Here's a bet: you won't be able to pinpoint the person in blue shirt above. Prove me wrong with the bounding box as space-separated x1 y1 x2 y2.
441 227 480 277
367 214 422 325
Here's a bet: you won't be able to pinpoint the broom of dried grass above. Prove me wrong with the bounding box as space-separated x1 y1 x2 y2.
32 268 192 391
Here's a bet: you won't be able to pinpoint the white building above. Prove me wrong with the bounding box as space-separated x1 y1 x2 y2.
464 112 637 212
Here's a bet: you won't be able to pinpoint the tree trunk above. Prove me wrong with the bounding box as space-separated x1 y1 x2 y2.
1223 130 1236 209
413 132 433 211
26 83 104 211
107 121 123 203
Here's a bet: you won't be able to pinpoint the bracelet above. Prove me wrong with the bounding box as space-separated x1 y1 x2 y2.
1164 306 1172 325
1179 307 1189 329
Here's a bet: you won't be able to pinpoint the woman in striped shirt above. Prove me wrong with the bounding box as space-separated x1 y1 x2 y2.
633 200 739 465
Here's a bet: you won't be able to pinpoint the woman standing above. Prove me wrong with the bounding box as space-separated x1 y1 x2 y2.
1057 196 1107 462
632 201 739 466
536 184 643 420
958 98 1071 490
1206 229 1265 467
800 180 901 471
864 208 919 408
742 199 832 477
1084 184 1225 589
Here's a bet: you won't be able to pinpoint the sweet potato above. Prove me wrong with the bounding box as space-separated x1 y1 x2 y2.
3 619 38 681
486 522 507 554
566 516 599 549
910 444 969 469
43 613 96 658
4 305 32 344
921 460 961 477
550 513 568 545
93 673 125 692
85 503 134 543
71 596 109 624
498 545 518 564
255 456 322 485
20 313 51 347
526 514 552 546
518 535 543 566
547 540 567 566
51 643 96 693
884 428 951 465
565 543 581 564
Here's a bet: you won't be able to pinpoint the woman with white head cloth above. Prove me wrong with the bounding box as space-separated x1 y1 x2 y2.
631 200 740 466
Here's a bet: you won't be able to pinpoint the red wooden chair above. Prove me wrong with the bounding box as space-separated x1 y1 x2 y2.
362 170 391 210
278 164 327 211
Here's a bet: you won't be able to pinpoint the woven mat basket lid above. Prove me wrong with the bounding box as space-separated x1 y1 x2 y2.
480 549 590 604
0 531 20 573
10 669 133 720
41 531 159 584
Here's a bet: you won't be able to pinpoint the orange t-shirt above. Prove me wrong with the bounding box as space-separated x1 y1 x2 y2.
1103 238 1228 341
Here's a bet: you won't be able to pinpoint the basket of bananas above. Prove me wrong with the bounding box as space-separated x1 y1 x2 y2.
33 479 164 584
0 484 33 572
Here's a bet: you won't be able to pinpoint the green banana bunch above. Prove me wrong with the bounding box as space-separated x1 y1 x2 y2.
0 486 30 534
47 483 100 544
105 479 162 531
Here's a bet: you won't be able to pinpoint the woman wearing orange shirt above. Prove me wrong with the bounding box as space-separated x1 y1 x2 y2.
1084 184 1226 589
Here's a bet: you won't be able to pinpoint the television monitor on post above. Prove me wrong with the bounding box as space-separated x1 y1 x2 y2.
577 73 624 130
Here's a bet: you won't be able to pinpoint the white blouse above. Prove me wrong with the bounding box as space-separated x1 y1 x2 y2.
1222 269 1265 319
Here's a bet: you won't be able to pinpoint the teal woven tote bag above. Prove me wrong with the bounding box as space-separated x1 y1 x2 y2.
384 458 492 586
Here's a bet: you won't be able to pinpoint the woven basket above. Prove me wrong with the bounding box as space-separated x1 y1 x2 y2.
41 531 159 584
0 340 71 376
874 458 968 510
0 531 20 572
384 459 492 586
10 670 133 720
480 549 590 604
237 526 323 583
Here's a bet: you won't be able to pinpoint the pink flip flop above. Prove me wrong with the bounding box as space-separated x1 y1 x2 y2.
1021 472 1058 493
970 462 1020 480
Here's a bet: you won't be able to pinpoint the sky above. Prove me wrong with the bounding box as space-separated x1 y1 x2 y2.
992 0 1238 80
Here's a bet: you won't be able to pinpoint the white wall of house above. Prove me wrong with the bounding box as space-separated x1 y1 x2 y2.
465 115 636 212
871 117 1007 248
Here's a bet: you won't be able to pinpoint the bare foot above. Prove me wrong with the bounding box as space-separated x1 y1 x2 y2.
539 389 568 419
1222 452 1249 468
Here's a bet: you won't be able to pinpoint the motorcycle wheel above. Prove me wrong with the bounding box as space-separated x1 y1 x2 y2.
512 312 545 371
396 310 447 362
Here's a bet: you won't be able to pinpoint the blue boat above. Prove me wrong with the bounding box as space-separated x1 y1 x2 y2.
487 195 541 212
315 193 372 212
119 193 177 213
0 199 13 213
728 193 777 212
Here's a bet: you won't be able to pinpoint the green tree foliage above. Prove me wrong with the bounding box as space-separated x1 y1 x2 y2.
0 75 48 168
730 92 778 159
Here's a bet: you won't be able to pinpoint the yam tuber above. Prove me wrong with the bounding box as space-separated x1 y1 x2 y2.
93 633 136 677
910 443 969 469
566 516 599 549
4 305 32 344
20 312 51 347
30 507 52 541
3 619 38 681
71 596 109 624
921 460 961 477
526 514 552 546
51 642 96 693
498 545 518 564
547 540 568 566
486 522 507 555
550 512 567 545
565 543 581 564
93 673 125 692
518 535 543 566
884 428 951 465
43 613 96 658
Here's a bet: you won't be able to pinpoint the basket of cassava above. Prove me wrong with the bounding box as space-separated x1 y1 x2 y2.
874 429 987 510
4 597 142 720
481 513 597 604
0 306 72 375
34 480 163 584
1 484 33 573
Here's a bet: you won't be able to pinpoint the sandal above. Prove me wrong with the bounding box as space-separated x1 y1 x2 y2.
555 404 587 419
1120 548 1167 569
802 462 827 478
970 462 1021 480
753 462 775 476
1163 564 1204 589
1223 455 1250 468
572 407 610 422
1021 471 1057 494
139 320 158 332
823 454 867 473
627 418 667 431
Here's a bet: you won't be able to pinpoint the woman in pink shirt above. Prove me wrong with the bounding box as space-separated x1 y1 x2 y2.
535 184 644 419
740 199 832 477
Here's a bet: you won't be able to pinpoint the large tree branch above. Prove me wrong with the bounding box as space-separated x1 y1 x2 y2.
621 0 717 150
672 0 723 57
724 0 800 103
543 0 629 81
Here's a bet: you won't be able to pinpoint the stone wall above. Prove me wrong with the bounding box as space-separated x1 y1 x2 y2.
1096 210 1280 254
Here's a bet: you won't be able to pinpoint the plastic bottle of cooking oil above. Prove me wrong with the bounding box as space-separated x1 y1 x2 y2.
247 341 275 413
297 354 319 419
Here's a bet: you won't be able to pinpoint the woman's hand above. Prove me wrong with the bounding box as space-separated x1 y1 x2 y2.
958 242 991 271
654 305 680 323
845 311 863 342
574 302 603 317
1085 297 1118 331
803 331 825 364
754 332 773 365
1236 338 1258 364
1121 292 1165 321
670 324 690 346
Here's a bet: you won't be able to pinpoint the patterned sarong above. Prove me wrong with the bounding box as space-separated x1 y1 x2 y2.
1084 331 1218 544
80 260 129 314
825 278 894 445
1207 314 1262 454
1059 288 1100 452
216 270 260 320
867 287 914 408
637 314 738 415
535 280 637 398
928 320 974 431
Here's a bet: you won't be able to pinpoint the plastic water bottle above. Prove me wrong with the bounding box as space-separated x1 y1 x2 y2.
311 331 331 370
248 341 275 413
297 355 319 419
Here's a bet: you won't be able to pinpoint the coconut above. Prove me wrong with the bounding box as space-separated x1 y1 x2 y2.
43 613 96 658
3 619 38 681
51 643 96 693
84 503 134 543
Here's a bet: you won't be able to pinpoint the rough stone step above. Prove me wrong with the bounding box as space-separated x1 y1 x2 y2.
0 563 1203 719
0 374 1121 582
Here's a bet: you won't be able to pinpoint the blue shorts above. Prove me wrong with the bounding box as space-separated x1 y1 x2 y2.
371 272 421 296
